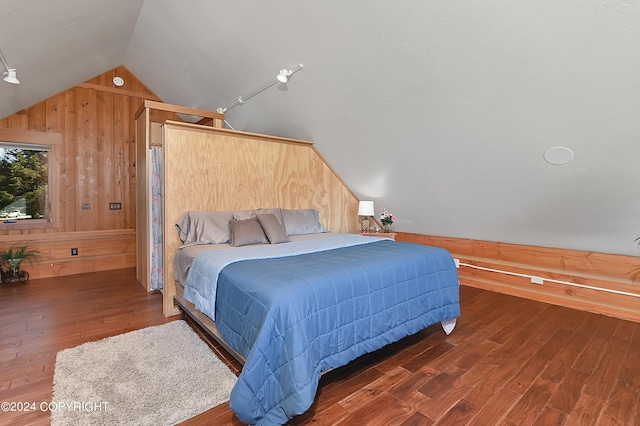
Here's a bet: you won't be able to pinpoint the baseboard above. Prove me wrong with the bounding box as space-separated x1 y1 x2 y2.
398 233 640 323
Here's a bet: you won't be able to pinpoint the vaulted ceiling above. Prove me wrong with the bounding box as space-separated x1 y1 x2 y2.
1 0 639 256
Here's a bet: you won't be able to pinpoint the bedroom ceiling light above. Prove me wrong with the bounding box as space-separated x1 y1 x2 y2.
0 48 20 84
216 64 303 114
358 200 375 233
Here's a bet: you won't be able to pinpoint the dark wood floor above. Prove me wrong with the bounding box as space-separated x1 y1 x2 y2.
1 268 639 425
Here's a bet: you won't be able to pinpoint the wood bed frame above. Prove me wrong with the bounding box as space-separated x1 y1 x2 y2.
160 121 362 320
174 282 246 364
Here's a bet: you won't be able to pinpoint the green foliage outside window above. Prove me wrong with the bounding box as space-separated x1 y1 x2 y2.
0 148 48 219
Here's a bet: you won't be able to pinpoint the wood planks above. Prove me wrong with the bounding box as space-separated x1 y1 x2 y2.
0 230 135 279
398 232 640 323
0 66 162 279
0 66 153 235
161 122 361 315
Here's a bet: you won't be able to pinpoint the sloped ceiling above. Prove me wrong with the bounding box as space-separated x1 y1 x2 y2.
1 0 639 256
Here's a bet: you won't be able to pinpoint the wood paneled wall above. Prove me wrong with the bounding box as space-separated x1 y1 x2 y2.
0 66 173 279
398 233 640 323
161 122 361 315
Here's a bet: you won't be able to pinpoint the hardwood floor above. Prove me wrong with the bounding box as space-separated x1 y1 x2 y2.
1 268 639 425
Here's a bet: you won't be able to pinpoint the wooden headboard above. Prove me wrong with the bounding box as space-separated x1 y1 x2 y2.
161 121 360 316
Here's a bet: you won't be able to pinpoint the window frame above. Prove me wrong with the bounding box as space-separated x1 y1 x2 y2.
0 128 61 231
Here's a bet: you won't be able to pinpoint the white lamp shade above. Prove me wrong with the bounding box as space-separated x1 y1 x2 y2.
358 201 375 216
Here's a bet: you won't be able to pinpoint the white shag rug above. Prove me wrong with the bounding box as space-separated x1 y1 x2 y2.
51 320 237 426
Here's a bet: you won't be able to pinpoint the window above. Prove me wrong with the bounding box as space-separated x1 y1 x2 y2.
0 143 50 220
0 129 61 230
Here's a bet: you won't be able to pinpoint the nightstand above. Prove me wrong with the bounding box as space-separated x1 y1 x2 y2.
359 232 396 241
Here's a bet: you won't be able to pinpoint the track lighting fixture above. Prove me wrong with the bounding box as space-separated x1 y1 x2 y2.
0 48 20 85
217 64 303 114
277 69 292 83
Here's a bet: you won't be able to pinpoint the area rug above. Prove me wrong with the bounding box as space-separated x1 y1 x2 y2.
51 320 237 426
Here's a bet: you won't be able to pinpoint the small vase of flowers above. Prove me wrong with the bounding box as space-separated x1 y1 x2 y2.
380 207 396 233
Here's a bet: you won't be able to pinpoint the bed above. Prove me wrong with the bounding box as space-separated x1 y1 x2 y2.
172 209 460 425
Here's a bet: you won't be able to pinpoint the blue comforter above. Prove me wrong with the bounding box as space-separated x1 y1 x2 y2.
205 239 460 425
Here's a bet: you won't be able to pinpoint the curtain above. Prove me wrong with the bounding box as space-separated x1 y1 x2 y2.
150 147 163 290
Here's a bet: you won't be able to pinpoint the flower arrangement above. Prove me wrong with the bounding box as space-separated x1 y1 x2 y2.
380 207 396 231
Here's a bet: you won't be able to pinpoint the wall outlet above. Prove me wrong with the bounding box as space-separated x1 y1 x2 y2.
109 202 122 210
530 276 544 285
71 248 78 256
82 203 91 210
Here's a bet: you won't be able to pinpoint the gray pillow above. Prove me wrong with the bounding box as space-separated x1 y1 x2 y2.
230 217 269 247
176 211 233 245
256 214 290 244
281 209 328 236
233 208 284 226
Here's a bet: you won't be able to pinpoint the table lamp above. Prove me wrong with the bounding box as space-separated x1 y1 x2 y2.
358 201 375 232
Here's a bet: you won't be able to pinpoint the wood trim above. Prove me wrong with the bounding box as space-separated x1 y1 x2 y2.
398 232 640 323
76 82 162 101
0 127 62 145
398 233 640 281
163 120 315 146
359 232 396 240
135 100 224 123
135 107 150 289
0 228 134 242
0 220 52 231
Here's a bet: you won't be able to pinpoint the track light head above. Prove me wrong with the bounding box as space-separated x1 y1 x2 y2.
276 69 290 83
0 48 19 85
3 69 19 84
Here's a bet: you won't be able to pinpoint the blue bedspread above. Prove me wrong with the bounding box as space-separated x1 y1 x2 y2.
208 239 460 425
183 234 383 321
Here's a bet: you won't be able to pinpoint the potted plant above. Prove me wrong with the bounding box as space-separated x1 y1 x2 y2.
0 242 39 283
380 207 396 233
